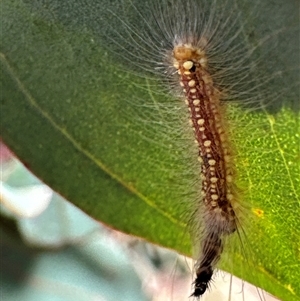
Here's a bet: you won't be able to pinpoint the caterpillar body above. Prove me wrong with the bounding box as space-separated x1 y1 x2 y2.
173 44 238 296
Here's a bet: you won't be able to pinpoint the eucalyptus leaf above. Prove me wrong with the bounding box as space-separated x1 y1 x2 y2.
1 0 299 300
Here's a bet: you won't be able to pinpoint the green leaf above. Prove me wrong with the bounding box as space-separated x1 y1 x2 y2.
1 0 299 300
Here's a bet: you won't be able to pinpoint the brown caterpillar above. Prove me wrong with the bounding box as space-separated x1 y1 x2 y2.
173 43 238 297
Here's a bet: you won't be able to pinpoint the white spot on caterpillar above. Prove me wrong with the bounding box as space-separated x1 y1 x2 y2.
204 140 211 147
193 99 200 106
183 60 194 70
208 159 216 166
197 119 205 125
211 194 219 200
188 79 196 87
211 177 218 183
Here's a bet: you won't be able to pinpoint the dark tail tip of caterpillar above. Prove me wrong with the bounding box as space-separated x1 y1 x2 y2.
190 266 213 297
191 232 223 298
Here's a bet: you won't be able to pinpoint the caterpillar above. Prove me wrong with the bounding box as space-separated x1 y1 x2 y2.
172 43 238 296
99 0 298 299
1 0 298 300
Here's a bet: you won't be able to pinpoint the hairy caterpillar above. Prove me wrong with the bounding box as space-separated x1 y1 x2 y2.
2 0 298 300
172 43 238 296
99 0 299 299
